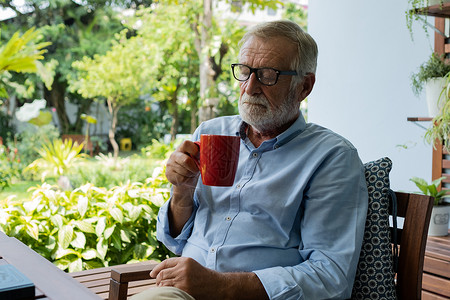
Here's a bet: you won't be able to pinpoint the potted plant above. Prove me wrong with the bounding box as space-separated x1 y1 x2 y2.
410 176 449 236
411 53 450 117
423 69 450 153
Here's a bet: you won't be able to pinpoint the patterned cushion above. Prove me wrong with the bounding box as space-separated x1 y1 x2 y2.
351 157 397 300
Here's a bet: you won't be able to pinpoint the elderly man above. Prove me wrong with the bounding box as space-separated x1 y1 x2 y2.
133 20 368 300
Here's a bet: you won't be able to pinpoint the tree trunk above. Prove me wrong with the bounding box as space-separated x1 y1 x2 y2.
170 90 179 142
190 100 197 133
107 97 120 159
44 74 71 134
197 0 216 124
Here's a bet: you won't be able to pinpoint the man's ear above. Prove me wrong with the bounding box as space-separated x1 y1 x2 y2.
298 73 316 100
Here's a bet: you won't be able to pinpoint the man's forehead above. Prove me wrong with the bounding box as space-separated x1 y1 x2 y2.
239 36 295 68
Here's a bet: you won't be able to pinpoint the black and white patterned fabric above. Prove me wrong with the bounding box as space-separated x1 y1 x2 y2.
351 157 397 300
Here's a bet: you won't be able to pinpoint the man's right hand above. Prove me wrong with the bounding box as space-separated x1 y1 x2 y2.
165 140 200 236
166 140 200 189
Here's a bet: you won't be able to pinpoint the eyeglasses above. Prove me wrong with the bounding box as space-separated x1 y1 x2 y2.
231 63 298 86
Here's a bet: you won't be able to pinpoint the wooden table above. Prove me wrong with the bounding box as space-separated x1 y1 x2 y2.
0 231 100 300
422 231 450 299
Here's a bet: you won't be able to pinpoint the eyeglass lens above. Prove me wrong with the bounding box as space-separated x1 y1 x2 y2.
233 65 278 86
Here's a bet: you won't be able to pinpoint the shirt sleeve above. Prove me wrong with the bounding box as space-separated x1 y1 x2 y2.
156 197 198 255
254 149 368 300
155 128 202 255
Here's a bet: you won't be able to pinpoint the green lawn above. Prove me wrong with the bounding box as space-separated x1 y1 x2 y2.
0 152 164 202
0 180 51 201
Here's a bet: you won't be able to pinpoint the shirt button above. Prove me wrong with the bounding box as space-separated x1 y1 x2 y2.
236 184 241 189
252 153 258 158
226 216 231 221
210 248 215 253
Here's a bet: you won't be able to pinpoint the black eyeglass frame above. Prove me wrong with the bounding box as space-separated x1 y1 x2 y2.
231 63 298 86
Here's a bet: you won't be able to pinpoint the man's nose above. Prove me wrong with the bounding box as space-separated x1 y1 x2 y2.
243 73 263 96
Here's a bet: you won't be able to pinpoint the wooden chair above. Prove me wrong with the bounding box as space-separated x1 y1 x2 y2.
102 191 434 300
393 192 434 299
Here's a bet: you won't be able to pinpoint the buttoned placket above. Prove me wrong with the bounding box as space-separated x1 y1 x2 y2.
204 148 262 269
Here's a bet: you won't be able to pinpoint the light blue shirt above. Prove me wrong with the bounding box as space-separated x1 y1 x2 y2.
157 114 368 300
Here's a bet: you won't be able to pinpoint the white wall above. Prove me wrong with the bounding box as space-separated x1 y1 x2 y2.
307 0 435 192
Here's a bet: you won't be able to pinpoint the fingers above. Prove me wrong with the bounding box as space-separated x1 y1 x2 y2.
150 258 181 287
166 141 200 187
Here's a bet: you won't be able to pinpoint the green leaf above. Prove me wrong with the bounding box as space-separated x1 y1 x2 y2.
128 206 142 222
77 196 88 218
96 238 108 260
410 177 429 195
120 229 131 243
111 232 122 250
81 249 98 260
26 222 39 240
75 220 95 234
54 259 71 271
58 225 74 249
110 208 124 224
96 217 106 237
54 248 80 260
68 258 83 273
71 231 86 249
45 235 56 251
104 225 115 239
133 244 148 260
83 260 105 270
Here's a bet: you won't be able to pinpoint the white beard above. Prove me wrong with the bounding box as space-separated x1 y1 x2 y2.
238 89 300 133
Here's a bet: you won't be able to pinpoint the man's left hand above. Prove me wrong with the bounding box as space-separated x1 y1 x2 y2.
150 257 225 300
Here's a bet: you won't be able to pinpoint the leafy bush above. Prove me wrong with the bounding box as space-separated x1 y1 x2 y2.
69 153 161 189
141 139 175 159
0 144 21 190
0 110 14 143
0 164 173 272
24 138 87 181
6 124 60 179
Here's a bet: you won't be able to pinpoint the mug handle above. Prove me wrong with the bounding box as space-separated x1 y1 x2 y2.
190 141 201 169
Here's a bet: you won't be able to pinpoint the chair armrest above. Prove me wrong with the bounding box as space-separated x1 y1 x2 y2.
109 263 158 300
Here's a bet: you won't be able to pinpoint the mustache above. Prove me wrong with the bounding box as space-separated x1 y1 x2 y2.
241 95 268 106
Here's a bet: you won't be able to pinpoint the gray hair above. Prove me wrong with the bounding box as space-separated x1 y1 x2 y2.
239 20 318 80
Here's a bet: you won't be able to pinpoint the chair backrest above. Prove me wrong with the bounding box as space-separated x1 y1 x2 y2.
392 192 434 299
352 158 434 300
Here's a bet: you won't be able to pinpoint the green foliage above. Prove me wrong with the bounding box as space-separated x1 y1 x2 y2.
0 27 51 74
411 53 450 96
69 153 162 189
0 110 14 142
410 176 448 205
141 139 175 159
0 27 51 97
25 138 88 181
0 144 18 190
11 124 60 168
423 70 450 152
1 125 60 184
406 0 445 40
116 101 172 148
0 165 173 272
282 2 308 30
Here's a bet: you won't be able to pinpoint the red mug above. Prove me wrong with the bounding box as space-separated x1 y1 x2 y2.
194 134 240 186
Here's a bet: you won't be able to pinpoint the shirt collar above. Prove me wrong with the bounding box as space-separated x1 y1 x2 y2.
235 113 307 148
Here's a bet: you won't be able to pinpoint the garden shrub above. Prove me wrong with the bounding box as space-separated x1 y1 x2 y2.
13 124 60 166
141 139 175 159
0 144 21 190
0 163 174 272
69 153 160 189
